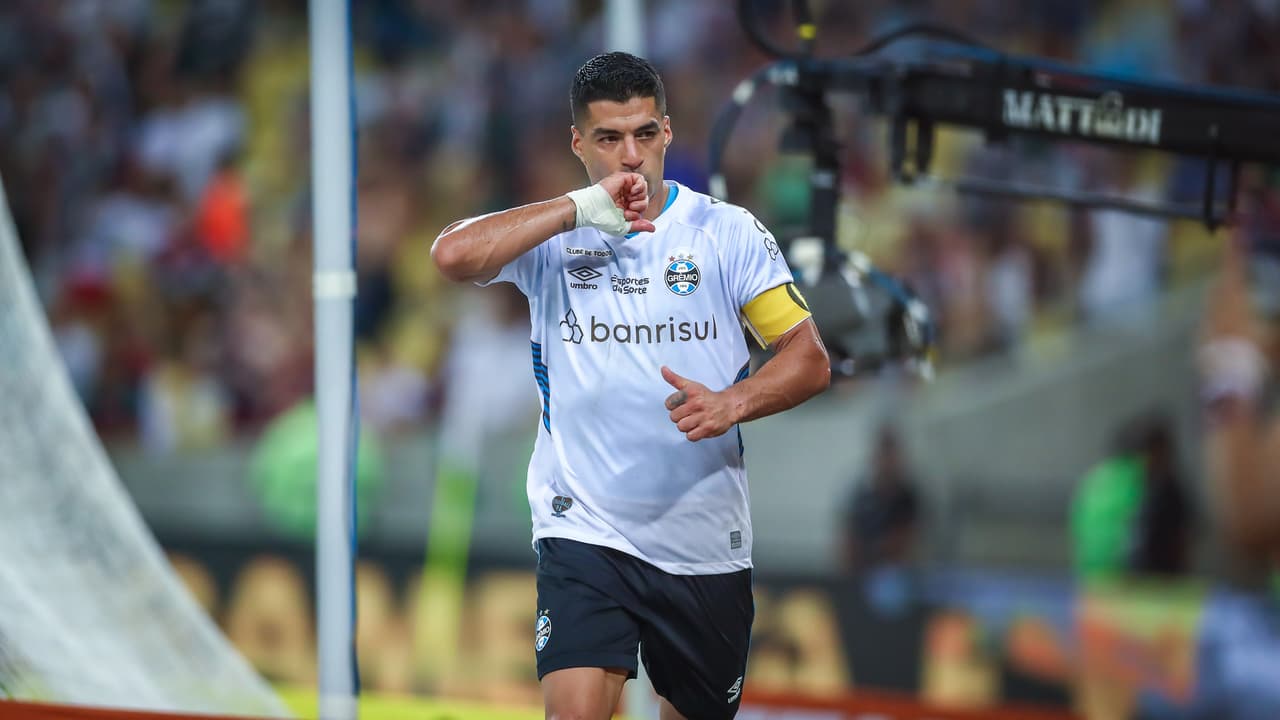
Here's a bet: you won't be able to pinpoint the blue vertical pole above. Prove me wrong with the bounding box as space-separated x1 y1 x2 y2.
309 1 357 718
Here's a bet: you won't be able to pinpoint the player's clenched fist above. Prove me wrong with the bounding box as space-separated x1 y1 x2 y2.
566 172 655 236
662 365 739 442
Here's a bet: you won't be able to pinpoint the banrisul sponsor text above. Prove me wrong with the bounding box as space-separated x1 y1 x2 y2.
561 310 719 345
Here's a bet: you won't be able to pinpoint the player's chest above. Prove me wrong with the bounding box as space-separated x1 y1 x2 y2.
556 238 719 312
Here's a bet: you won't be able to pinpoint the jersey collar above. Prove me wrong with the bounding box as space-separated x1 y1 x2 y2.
623 181 679 239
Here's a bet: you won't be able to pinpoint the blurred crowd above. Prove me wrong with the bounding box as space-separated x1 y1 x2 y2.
3 0 1280 450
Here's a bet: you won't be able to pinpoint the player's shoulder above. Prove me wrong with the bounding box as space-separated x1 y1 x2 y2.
672 184 765 236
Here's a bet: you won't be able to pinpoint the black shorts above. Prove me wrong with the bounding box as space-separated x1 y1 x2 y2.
534 537 754 720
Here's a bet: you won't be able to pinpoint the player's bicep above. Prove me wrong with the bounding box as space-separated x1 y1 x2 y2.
740 282 812 349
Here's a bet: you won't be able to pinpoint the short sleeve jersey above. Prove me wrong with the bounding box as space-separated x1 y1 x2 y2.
482 182 802 574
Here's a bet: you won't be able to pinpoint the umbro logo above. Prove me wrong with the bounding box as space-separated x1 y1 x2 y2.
567 266 603 289
727 676 743 703
568 266 603 281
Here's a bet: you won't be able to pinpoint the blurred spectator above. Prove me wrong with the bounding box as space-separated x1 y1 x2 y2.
72 157 180 280
837 425 929 696
247 398 384 541
1076 155 1169 328
841 423 921 575
1070 411 1192 580
138 301 232 453
175 0 254 82
1128 415 1193 577
222 269 312 426
134 83 246 205
1071 438 1144 581
50 283 106 404
192 151 249 265
980 208 1035 354
359 343 432 437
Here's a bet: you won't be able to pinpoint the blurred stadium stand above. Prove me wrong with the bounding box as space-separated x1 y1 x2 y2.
4 0 1280 717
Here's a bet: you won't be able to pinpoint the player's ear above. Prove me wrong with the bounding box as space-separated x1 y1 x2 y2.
570 126 584 161
663 116 672 148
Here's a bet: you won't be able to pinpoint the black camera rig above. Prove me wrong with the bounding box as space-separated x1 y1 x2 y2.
709 0 1280 377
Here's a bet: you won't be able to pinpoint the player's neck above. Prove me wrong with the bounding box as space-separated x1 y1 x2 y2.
643 180 669 222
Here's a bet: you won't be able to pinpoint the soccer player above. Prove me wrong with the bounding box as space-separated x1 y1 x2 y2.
432 52 830 720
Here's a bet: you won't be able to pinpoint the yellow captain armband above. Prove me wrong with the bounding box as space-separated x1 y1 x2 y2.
741 282 812 348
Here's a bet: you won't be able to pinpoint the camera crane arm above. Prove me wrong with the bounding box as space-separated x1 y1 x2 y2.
712 0 1280 232
708 0 1280 378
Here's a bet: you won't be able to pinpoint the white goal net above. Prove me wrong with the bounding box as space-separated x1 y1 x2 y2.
0 177 289 716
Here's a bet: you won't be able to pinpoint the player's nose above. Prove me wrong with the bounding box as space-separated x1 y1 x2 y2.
621 136 643 171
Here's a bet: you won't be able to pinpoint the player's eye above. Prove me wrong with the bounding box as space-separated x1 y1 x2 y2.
637 130 656 140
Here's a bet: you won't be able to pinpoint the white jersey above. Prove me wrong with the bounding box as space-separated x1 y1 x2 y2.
482 182 798 574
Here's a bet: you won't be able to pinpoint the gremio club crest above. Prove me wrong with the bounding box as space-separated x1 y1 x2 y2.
665 250 700 296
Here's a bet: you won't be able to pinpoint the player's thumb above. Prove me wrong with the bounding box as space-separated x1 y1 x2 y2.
660 365 688 389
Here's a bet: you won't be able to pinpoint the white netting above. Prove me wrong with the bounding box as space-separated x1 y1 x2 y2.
0 178 289 716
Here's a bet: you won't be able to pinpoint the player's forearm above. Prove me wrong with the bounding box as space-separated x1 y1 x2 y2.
725 322 830 424
431 196 576 283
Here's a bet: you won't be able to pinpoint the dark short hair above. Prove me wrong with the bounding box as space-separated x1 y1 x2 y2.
570 51 666 125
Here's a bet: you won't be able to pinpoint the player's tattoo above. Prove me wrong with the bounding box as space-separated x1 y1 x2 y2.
665 390 687 410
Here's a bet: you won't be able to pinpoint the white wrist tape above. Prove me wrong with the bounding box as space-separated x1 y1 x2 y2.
566 184 631 236
1199 337 1269 404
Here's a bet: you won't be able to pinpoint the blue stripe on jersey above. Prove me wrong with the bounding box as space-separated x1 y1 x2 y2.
733 361 750 457
624 182 680 239
532 341 551 432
